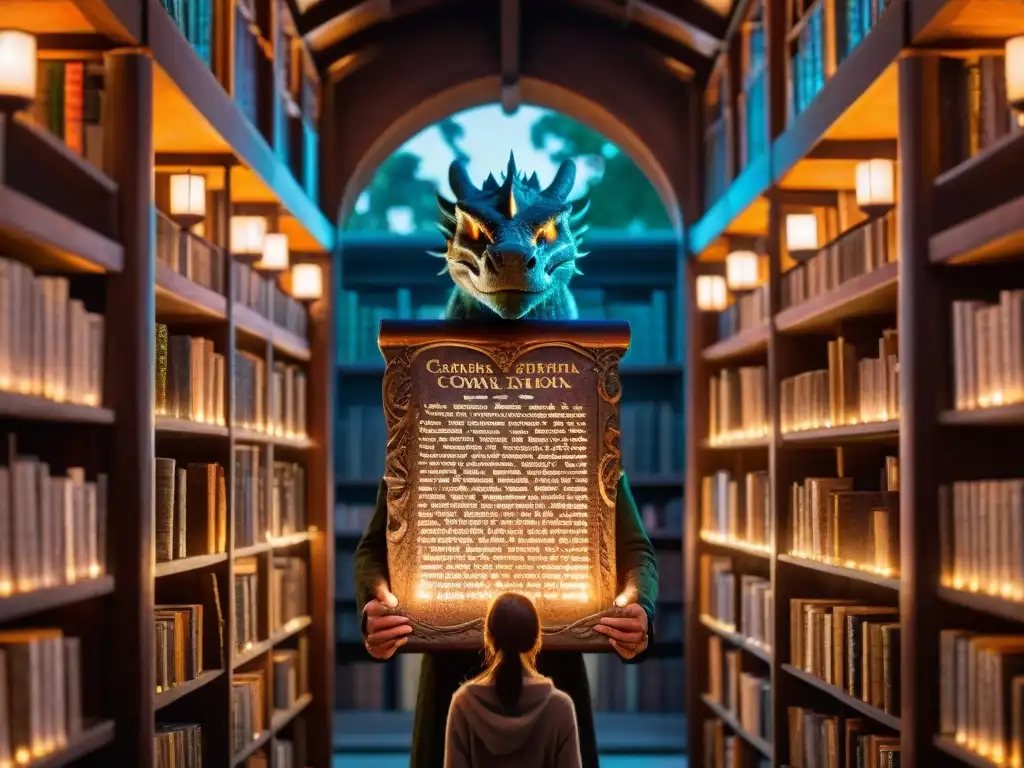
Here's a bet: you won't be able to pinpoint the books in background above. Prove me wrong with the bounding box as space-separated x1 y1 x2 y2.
234 558 260 652
155 604 204 693
235 446 267 549
591 654 686 713
942 54 1021 170
157 0 213 65
708 637 771 741
274 739 298 768
155 723 202 767
658 551 683 604
840 0 894 61
0 630 83 762
700 556 773 650
708 367 769 444
155 210 226 296
155 326 226 424
700 470 772 550
700 556 738 628
235 351 266 431
0 257 104 407
788 709 898 767
336 661 386 709
639 497 683 536
272 640 309 710
26 59 105 169
787 2 825 123
939 630 1024 766
233 0 260 128
939 477 1024 598
234 262 309 340
271 461 306 538
0 454 106 594
740 576 773 650
702 720 771 768
780 211 898 311
718 284 769 339
268 362 308 438
154 458 227 563
951 291 1024 411
789 458 900 576
271 557 307 631
780 331 899 433
335 503 376 535
231 668 266 753
790 599 900 716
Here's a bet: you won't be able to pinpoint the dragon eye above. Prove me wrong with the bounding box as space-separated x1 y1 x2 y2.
537 220 558 244
458 211 489 242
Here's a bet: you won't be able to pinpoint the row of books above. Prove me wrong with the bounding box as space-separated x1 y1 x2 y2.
791 599 901 716
337 288 678 366
271 462 307 539
0 455 106 595
271 557 307 632
155 328 225 424
638 497 684 536
699 557 773 648
232 668 266 755
939 629 1024 766
155 458 227 562
273 640 309 710
780 331 899 434
943 54 1020 170
155 723 202 768
699 556 741 629
232 0 261 130
939 477 1024 599
700 470 772 549
156 210 226 297
780 211 898 312
235 352 309 439
234 262 308 341
707 366 769 444
27 59 105 170
789 457 900 574
658 551 683 603
788 707 899 767
235 447 266 549
951 292 1024 412
0 256 105 408
707 638 771 741
155 604 205 693
718 284 769 339
157 0 213 66
0 629 83 764
702 719 771 768
235 559 259 652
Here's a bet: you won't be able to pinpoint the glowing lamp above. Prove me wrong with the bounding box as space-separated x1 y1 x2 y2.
1006 36 1024 112
855 159 895 216
785 213 819 263
0 30 36 114
290 263 323 303
256 232 290 274
725 250 760 291
168 173 207 229
695 275 728 312
230 216 267 260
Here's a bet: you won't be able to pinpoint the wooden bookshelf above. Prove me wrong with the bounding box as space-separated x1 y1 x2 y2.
2 7 335 767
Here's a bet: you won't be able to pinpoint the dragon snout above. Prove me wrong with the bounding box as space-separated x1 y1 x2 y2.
484 241 538 274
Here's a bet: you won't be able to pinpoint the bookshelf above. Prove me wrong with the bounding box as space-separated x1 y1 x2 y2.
686 2 1024 767
2 4 334 768
334 231 686 717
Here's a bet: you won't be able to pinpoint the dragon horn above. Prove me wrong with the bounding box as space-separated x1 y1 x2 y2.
436 194 456 222
506 151 518 182
526 172 540 190
449 161 477 199
426 250 447 259
569 196 590 224
543 160 576 202
482 173 499 191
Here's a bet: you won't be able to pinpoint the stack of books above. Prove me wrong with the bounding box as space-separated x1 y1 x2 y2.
231 668 265 753
787 708 899 766
154 458 228 563
708 367 769 444
154 326 226 424
154 723 203 767
234 559 260 652
951 291 1024 411
270 557 307 631
155 604 204 692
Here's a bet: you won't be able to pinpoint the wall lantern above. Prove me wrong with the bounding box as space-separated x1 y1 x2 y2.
168 172 207 229
785 213 820 263
290 263 323 303
231 216 268 260
855 158 895 216
0 30 36 114
257 232 290 275
695 275 728 312
725 250 760 292
1006 36 1024 113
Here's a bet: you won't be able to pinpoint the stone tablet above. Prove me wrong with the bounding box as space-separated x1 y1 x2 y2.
377 319 631 650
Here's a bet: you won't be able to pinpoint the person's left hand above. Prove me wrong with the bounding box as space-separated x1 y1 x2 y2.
595 590 649 659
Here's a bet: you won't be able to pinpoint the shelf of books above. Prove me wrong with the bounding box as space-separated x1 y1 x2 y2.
685 3 1024 766
333 232 685 722
3 3 335 767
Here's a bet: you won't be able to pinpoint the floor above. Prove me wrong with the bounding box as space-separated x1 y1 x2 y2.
333 756 688 767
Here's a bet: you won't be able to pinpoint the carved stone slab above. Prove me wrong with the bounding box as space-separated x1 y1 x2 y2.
378 320 631 651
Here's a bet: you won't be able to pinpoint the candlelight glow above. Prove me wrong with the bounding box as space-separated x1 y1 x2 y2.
169 173 207 224
785 213 819 254
257 232 290 272
230 216 267 255
695 275 728 312
290 263 324 301
1006 36 1024 109
0 30 36 108
725 250 760 291
854 159 895 210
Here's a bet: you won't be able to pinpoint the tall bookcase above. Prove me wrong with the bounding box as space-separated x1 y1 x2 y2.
334 231 687 721
686 2 1024 765
0 3 335 767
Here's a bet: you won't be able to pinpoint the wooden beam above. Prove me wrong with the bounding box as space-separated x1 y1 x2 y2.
296 0 366 36
626 0 725 59
772 189 840 207
807 139 899 160
154 152 237 167
636 0 728 41
501 0 521 86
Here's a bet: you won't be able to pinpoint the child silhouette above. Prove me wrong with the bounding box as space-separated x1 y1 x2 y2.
443 593 583 768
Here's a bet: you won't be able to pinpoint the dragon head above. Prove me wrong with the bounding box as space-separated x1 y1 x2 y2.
434 152 589 320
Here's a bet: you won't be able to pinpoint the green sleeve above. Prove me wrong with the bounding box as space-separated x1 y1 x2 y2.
353 479 391 623
614 472 659 663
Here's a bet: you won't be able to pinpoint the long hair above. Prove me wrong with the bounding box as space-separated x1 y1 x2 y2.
480 592 542 715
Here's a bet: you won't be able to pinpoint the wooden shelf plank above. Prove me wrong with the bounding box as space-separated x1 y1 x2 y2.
272 693 313 732
930 193 1024 266
782 664 901 731
699 614 773 663
234 304 312 362
155 416 230 437
233 425 313 448
155 262 228 320
781 420 898 444
0 391 115 424
234 542 274 559
232 616 313 669
155 669 224 710
775 262 899 333
702 324 770 363
702 435 772 451
938 404 1024 426
28 720 116 767
699 532 772 559
0 183 124 274
777 554 900 590
155 553 228 578
934 736 998 768
701 694 773 758
938 586 1024 624
230 729 272 767
0 576 114 623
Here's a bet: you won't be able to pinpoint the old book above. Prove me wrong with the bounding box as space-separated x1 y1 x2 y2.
185 463 220 556
155 458 176 562
845 608 897 699
881 624 901 715
210 572 226 669
174 467 187 559
155 322 169 414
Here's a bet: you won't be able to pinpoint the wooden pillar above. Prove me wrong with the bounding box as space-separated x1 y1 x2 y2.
896 52 944 768
307 255 336 768
765 0 788 143
104 48 155 767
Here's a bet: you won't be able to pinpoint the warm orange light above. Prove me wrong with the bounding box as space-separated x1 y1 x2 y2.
290 263 323 301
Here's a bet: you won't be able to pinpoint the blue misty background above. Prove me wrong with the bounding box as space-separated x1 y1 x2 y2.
333 105 687 762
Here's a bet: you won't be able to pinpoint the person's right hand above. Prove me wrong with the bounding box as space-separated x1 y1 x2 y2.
363 583 412 660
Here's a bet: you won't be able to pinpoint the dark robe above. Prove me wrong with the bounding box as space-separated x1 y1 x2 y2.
353 474 659 768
